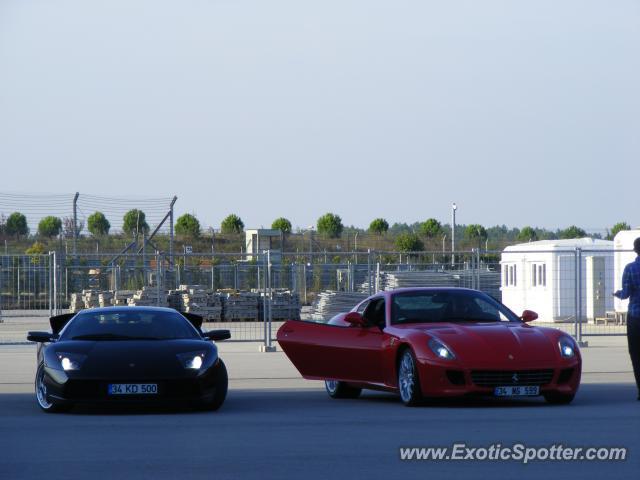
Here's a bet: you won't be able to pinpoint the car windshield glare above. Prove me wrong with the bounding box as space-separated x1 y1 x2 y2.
60 310 200 341
391 291 519 325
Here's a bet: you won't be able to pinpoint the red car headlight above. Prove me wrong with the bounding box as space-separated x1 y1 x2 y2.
428 338 456 360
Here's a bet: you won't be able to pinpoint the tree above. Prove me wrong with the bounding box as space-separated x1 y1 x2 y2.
271 217 292 234
608 222 630 240
221 214 244 234
419 218 443 238
123 209 149 236
395 232 424 252
559 225 587 239
517 226 538 243
175 213 201 238
38 216 62 238
6 212 28 237
317 213 343 238
368 218 389 235
25 241 45 255
87 212 111 236
465 224 488 247
62 216 85 238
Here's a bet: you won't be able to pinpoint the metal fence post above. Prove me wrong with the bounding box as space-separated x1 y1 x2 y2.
48 253 53 317
476 248 481 291
574 248 579 340
367 249 372 296
156 252 161 307
53 251 58 315
576 247 586 346
260 250 276 352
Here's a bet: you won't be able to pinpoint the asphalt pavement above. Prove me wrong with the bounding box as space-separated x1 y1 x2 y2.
0 339 638 480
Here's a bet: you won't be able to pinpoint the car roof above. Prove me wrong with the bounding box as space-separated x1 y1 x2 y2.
387 287 479 294
74 306 179 314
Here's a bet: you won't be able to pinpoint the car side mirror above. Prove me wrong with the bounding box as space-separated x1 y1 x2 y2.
27 331 57 343
344 312 366 327
521 310 538 322
202 329 231 341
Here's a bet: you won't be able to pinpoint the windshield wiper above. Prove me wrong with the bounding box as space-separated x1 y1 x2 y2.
71 333 163 341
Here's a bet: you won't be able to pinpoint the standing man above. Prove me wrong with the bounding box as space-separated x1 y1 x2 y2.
614 237 640 401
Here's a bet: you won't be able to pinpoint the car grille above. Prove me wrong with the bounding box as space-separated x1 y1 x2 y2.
471 369 554 387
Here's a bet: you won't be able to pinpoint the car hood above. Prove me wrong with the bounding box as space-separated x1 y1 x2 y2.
50 339 216 378
396 322 560 367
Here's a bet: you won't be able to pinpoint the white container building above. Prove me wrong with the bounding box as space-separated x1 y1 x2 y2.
501 238 614 323
613 229 640 314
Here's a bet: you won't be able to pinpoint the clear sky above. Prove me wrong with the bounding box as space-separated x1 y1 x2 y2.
1 0 638 232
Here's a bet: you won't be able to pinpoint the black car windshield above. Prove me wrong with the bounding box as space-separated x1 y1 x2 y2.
60 310 200 341
391 291 520 325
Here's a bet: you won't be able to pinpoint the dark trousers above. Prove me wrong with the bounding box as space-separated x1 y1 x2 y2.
627 316 640 395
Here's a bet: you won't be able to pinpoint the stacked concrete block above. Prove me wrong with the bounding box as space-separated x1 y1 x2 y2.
69 293 84 313
82 290 101 309
222 291 260 321
98 291 113 308
181 286 224 321
263 290 301 320
112 290 135 306
127 286 168 307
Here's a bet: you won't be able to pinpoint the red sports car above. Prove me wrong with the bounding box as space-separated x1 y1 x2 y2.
277 288 581 406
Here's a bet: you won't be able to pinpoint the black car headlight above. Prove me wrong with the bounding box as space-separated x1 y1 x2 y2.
57 352 87 371
428 338 456 360
558 337 576 358
177 351 207 370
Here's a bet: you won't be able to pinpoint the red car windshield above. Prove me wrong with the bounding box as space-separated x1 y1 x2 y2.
391 291 520 325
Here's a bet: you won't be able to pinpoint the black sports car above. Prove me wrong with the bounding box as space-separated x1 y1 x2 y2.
27 307 231 413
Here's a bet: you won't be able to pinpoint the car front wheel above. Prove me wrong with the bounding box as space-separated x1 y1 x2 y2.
203 359 228 411
324 380 361 399
35 363 71 413
398 349 423 406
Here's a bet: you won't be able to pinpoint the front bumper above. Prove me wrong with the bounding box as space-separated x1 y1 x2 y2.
415 356 581 398
42 362 224 406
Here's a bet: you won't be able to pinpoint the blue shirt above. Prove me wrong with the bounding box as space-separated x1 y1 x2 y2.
614 256 640 318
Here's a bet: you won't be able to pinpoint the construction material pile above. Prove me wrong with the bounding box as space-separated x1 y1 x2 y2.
98 291 113 308
82 290 101 309
265 290 301 320
222 290 260 321
308 291 368 320
69 292 84 313
179 285 223 321
127 286 168 307
112 290 135 306
375 270 501 299
68 286 302 321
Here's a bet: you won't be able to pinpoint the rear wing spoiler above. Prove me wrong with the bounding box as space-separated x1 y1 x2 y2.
50 313 76 335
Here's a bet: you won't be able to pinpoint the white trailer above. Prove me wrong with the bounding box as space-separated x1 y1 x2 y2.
501 238 614 323
613 229 640 314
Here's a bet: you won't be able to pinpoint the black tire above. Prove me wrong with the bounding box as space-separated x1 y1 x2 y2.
398 349 423 406
35 363 72 413
324 380 362 399
203 359 228 411
543 392 575 405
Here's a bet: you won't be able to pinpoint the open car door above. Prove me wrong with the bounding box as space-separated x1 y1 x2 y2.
277 319 385 383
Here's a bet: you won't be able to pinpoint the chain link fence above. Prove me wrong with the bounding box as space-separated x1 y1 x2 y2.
0 249 631 344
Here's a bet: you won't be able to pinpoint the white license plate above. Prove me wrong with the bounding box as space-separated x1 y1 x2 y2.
494 385 540 397
108 383 158 395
